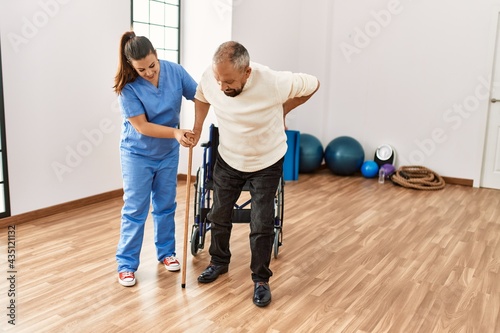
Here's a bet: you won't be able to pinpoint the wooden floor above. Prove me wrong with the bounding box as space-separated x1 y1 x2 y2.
1 169 500 332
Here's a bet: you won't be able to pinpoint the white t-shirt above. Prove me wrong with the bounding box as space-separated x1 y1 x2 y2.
195 61 318 172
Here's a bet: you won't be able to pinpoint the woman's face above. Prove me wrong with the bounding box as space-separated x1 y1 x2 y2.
130 52 159 86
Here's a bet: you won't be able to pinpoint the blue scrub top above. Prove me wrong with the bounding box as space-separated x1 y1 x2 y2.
119 60 197 159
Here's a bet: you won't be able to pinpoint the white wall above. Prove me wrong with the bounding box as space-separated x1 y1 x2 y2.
0 0 232 216
0 0 129 215
2 0 498 216
232 0 500 186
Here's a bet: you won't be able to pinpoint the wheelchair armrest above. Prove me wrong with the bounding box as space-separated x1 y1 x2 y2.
201 141 211 148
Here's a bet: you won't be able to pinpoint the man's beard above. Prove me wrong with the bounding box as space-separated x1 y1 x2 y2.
224 88 242 97
224 82 246 97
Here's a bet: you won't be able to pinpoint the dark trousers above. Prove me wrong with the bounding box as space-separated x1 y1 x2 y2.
207 154 284 282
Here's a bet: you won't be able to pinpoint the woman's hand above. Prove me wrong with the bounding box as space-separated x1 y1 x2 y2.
175 129 195 147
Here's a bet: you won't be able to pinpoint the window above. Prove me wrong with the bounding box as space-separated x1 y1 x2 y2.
0 41 11 218
131 0 181 63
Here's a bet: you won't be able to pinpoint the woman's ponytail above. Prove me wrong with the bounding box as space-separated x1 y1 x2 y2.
113 31 138 94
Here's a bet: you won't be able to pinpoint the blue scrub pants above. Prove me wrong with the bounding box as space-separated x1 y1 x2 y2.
116 149 179 273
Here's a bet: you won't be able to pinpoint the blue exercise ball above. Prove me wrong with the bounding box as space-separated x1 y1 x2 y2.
299 133 324 173
325 136 365 176
361 160 379 178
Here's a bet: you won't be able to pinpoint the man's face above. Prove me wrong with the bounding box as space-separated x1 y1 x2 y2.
213 61 251 97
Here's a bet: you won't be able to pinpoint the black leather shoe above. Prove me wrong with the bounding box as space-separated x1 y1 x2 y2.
197 264 228 283
253 282 271 307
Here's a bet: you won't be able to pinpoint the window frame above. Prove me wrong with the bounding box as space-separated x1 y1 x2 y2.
131 0 181 64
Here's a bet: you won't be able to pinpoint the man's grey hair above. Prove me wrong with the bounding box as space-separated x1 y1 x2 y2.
213 41 250 72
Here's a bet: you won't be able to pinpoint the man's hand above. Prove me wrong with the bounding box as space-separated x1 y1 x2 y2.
176 129 196 147
189 128 202 147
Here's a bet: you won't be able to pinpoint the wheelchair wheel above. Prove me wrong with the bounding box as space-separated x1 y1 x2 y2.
273 227 282 259
191 225 200 256
273 177 284 259
191 168 201 256
193 168 201 220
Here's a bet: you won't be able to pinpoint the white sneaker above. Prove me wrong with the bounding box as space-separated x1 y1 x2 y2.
163 256 181 271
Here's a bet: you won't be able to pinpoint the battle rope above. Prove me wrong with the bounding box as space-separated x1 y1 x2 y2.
390 166 445 190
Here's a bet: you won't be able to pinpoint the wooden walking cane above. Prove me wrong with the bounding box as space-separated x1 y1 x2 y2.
181 146 193 288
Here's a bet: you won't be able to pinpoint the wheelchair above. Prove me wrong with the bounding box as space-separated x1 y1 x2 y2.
190 124 284 259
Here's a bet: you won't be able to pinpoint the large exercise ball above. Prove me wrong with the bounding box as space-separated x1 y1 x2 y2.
325 136 365 176
299 133 324 173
